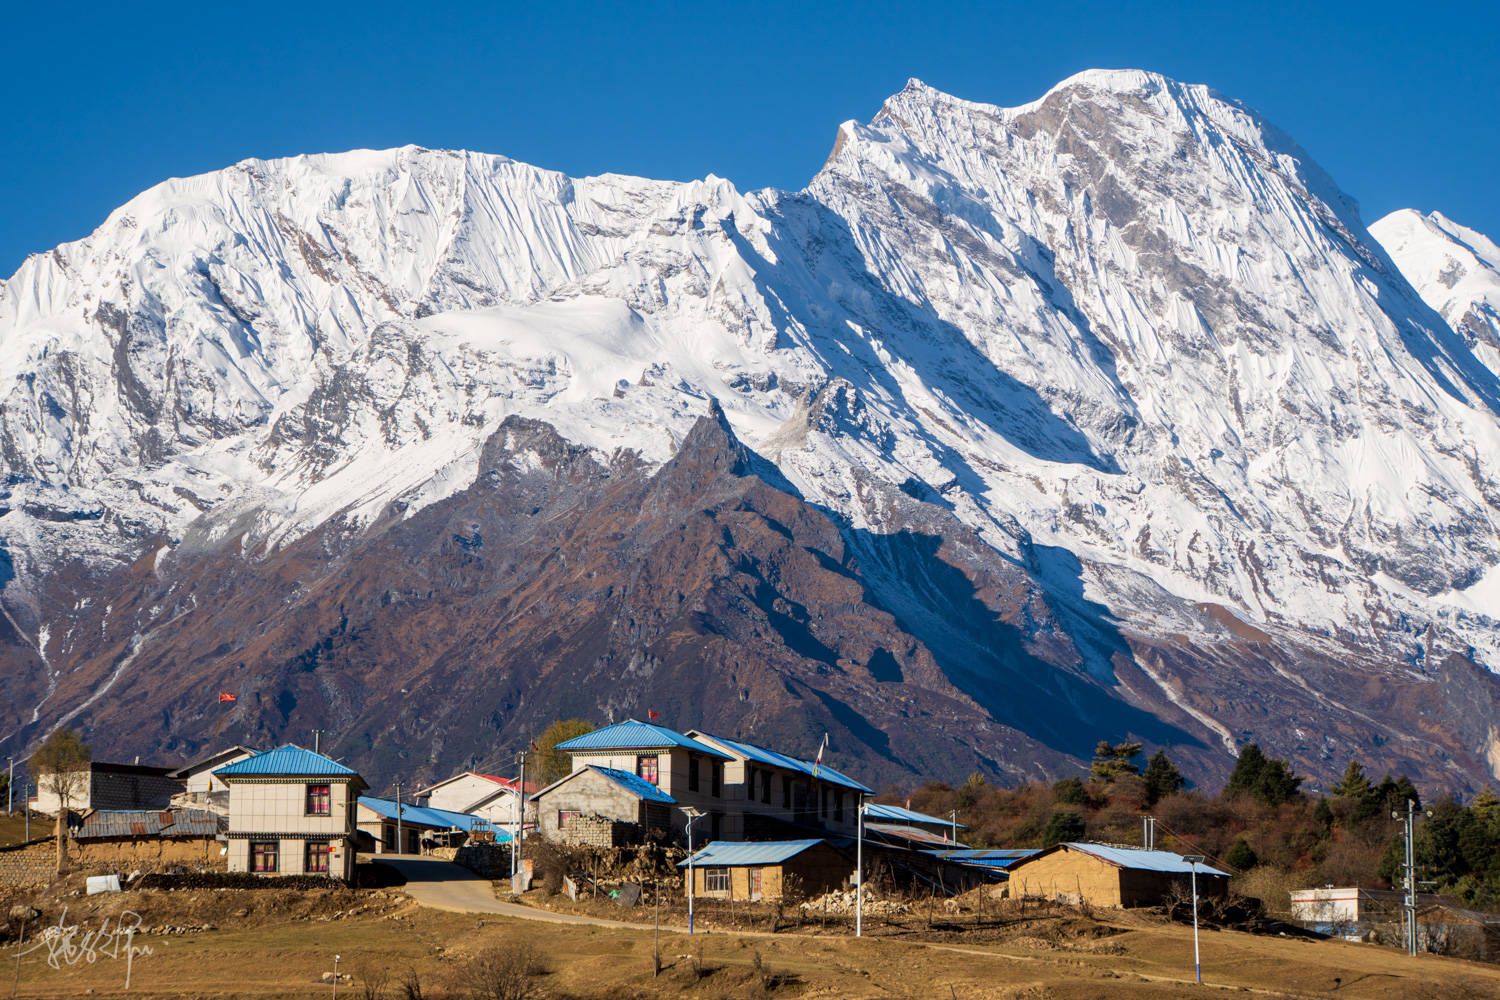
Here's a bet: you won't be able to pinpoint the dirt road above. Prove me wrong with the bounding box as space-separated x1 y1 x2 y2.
374 854 676 930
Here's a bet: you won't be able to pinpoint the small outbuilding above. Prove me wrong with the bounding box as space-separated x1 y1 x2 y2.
1004 843 1229 908
678 839 850 902
531 765 677 845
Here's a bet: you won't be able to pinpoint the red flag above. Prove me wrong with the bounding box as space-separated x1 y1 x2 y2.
218 692 237 703
647 709 660 720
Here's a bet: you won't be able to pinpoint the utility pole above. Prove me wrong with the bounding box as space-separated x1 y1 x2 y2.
1393 798 1418 955
311 729 328 755
856 796 866 938
949 809 958 845
1142 815 1156 850
395 781 404 855
6 757 12 814
513 749 527 887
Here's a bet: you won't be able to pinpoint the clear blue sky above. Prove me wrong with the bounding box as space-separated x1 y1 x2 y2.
2 0 1495 275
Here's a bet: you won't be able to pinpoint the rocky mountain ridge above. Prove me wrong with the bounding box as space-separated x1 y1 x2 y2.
3 69 1500 792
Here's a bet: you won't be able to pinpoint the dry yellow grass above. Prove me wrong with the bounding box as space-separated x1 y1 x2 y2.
5 890 1500 999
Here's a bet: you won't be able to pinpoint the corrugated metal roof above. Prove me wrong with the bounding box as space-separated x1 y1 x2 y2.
1063 843 1230 877
215 744 358 778
865 802 964 827
690 731 873 794
358 796 504 835
74 809 222 840
678 839 830 867
865 822 966 848
926 848 1040 870
589 766 677 804
556 721 732 759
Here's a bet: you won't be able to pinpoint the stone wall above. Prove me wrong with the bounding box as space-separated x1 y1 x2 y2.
453 842 511 878
0 841 55 888
564 814 639 848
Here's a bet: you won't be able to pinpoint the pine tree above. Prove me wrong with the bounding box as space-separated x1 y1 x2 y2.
1142 750 1186 805
1041 810 1086 847
1331 760 1372 799
1226 836 1258 870
1089 741 1143 783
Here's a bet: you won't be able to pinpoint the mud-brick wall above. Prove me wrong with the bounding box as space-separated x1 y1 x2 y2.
73 837 225 874
0 842 55 888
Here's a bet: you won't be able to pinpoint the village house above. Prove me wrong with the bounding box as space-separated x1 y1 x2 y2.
31 761 182 815
1003 843 1229 908
215 744 366 881
167 746 260 815
356 796 501 854
552 721 735 839
71 807 224 871
685 730 873 839
679 839 852 902
169 746 260 794
531 765 676 846
414 771 531 835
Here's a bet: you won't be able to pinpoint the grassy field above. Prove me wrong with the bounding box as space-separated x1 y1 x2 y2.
5 881 1500 999
0 811 38 848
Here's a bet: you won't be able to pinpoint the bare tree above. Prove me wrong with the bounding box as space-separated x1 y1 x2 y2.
30 728 90 874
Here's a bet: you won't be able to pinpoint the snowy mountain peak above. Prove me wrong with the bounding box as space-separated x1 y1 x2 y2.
6 70 1500 787
1373 208 1500 378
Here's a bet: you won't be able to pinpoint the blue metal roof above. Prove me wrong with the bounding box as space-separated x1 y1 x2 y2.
1063 843 1230 877
214 744 357 778
588 766 677 804
678 839 831 867
691 731 873 794
864 802 964 827
358 796 506 837
555 721 732 760
926 848 1040 870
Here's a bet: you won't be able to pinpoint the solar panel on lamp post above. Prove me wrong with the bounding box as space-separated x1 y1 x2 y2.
681 807 704 935
1183 855 1204 984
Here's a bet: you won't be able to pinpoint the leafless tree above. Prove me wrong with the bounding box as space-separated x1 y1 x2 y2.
30 728 90 874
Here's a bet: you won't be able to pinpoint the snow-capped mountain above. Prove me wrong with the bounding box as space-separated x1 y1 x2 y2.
1372 208 1500 379
3 69 1500 790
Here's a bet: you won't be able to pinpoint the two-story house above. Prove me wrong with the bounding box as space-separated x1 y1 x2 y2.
549 720 735 839
686 731 872 839
215 744 367 881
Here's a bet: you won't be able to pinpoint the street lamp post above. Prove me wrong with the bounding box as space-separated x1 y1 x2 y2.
1183 855 1204 985
680 807 704 935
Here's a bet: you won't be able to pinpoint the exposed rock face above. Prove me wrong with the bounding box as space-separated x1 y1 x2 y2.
3 71 1500 791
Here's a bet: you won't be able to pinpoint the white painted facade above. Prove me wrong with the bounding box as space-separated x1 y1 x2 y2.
222 770 364 881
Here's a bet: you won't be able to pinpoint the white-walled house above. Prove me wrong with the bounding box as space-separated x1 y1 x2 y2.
414 771 531 834
216 744 367 881
169 746 260 794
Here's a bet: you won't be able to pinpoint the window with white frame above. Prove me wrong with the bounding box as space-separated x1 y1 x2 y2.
705 867 730 893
